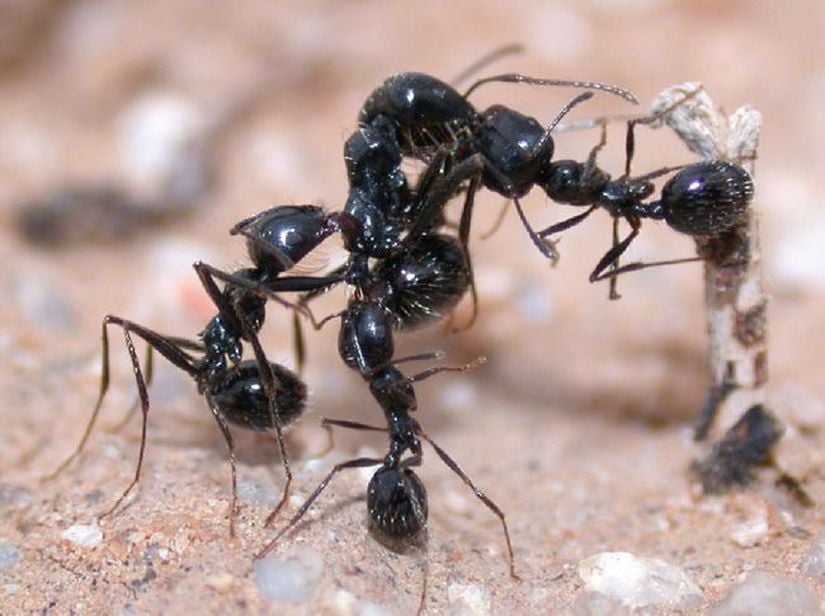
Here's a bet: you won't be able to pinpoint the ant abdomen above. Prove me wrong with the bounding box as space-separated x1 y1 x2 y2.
367 466 428 540
373 234 470 330
359 72 477 155
660 160 754 236
210 360 307 431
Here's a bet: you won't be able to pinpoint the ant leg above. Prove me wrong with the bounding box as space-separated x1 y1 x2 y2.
415 427 518 580
322 418 386 433
95 317 198 519
257 456 382 559
291 312 305 376
591 255 705 282
537 205 598 238
193 261 341 322
450 176 481 332
609 218 622 300
512 196 559 262
588 220 641 283
403 356 486 386
204 392 240 537
108 343 153 434
450 44 524 86
463 73 638 105
192 263 294 528
108 335 203 433
46 315 197 482
408 153 486 241
480 198 510 240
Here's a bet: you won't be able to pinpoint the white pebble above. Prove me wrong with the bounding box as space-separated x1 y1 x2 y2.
710 571 820 615
117 90 203 189
447 583 491 615
252 546 323 603
0 542 20 570
61 523 103 548
730 507 770 547
801 531 825 576
577 551 703 611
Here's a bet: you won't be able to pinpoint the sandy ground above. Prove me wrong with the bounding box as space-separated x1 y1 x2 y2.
2 1 825 613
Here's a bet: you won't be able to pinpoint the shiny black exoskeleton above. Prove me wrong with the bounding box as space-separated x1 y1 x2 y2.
259 359 518 578
537 154 754 286
49 204 343 534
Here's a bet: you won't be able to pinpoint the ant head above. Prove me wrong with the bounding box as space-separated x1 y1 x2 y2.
367 465 428 540
476 105 550 196
231 205 338 274
661 161 753 237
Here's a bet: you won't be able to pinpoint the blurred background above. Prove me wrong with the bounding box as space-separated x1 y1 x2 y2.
2 1 824 613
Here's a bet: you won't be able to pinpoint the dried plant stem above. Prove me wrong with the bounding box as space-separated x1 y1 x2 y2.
650 83 768 441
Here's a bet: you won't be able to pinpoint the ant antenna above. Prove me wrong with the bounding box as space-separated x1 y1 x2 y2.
450 44 525 86
463 73 638 105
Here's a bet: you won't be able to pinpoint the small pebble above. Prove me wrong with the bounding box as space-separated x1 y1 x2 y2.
801 531 825 576
447 582 491 615
577 551 703 611
252 546 323 603
730 507 769 547
0 542 21 570
710 570 820 615
61 523 103 548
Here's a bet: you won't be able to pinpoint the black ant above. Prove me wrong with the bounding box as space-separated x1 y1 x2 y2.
535 119 754 298
258 357 518 580
356 70 638 324
46 205 343 534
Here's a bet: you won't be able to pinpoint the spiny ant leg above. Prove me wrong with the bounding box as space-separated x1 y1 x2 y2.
462 72 638 105
416 427 518 580
257 457 383 559
205 392 240 537
403 356 487 387
512 196 559 262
